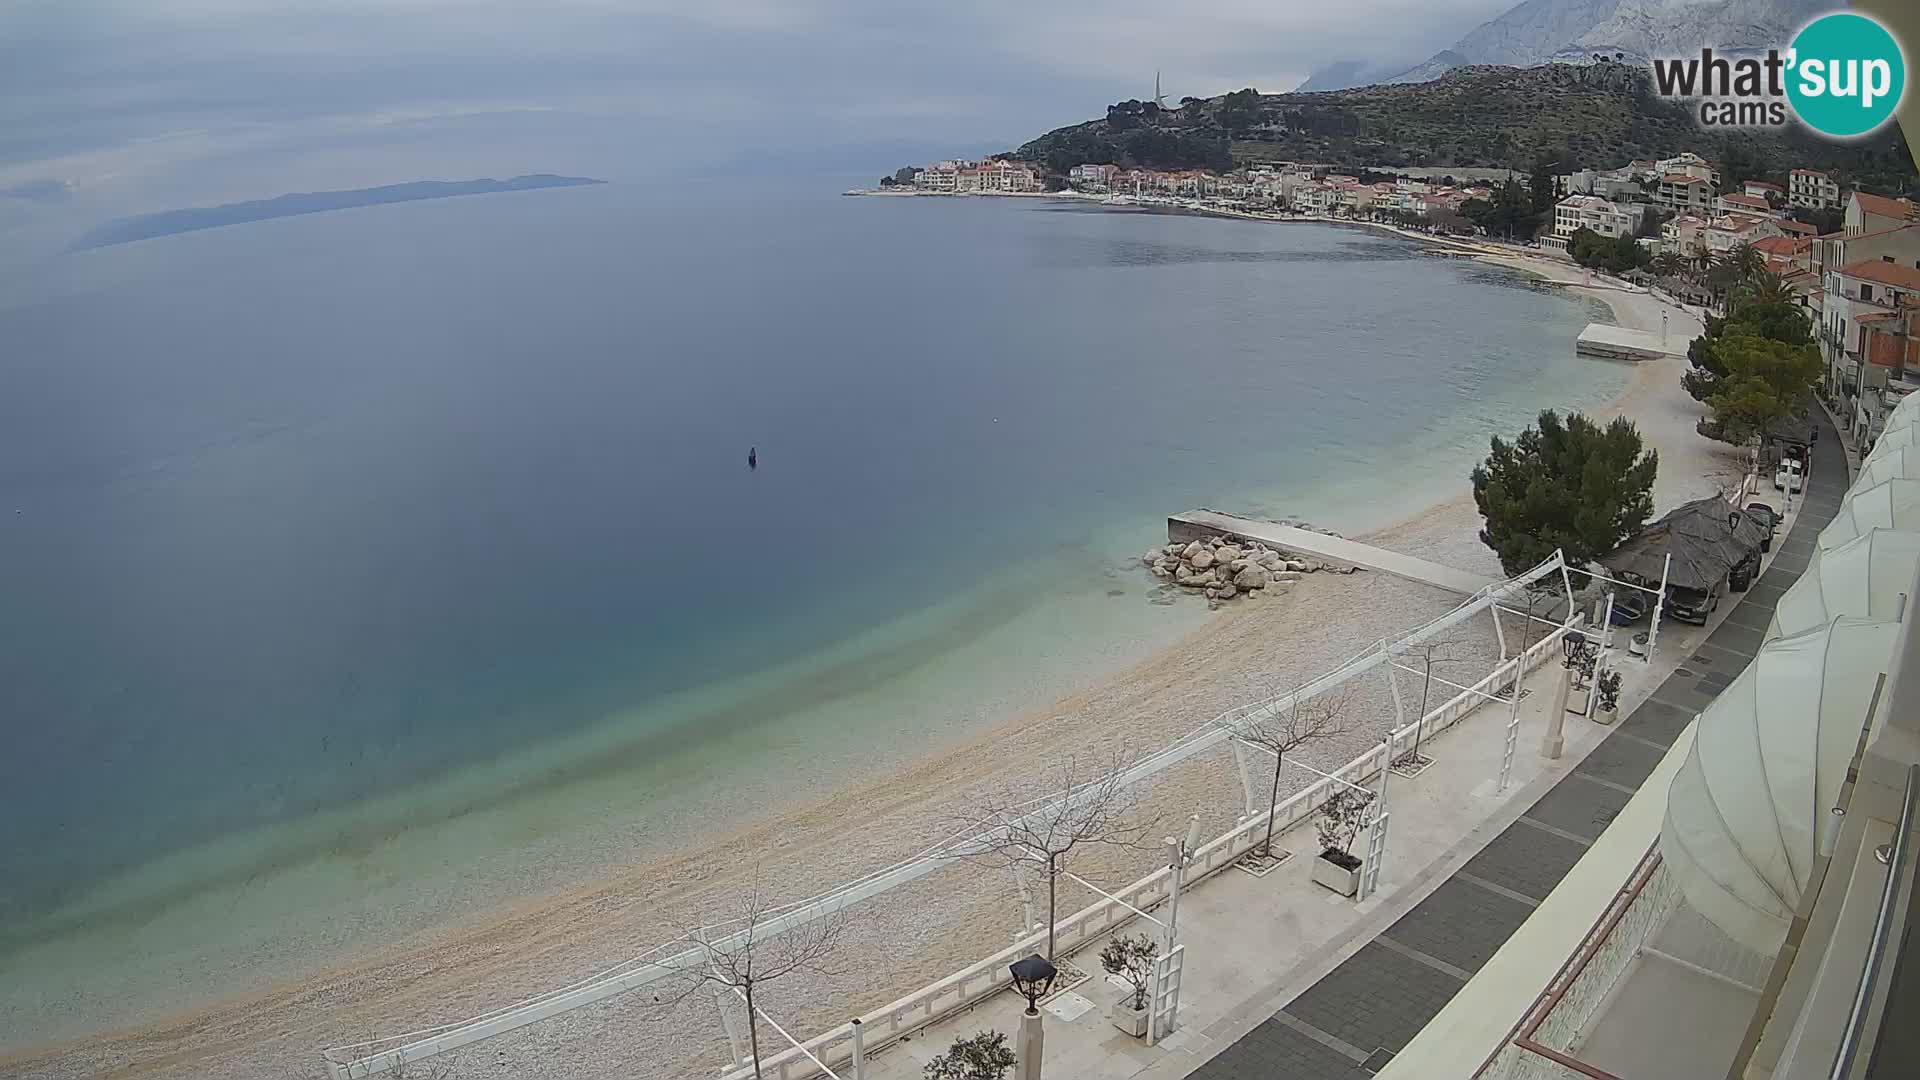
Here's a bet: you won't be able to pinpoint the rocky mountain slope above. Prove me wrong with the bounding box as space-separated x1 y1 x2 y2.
1300 0 1826 91
1015 62 1913 183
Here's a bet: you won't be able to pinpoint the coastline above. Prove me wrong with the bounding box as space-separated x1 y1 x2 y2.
3 214 1733 1080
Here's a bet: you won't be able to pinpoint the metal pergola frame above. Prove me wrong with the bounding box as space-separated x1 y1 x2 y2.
322 552 1578 1079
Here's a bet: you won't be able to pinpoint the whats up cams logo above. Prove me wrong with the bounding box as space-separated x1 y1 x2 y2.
1650 11 1907 139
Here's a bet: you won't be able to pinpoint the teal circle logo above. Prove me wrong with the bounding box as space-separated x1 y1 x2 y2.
1786 13 1906 139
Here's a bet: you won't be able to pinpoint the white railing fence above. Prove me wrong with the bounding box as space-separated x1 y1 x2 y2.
722 611 1579 1080
327 554 1574 1080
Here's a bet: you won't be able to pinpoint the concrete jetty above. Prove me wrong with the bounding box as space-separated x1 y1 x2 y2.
1576 322 1674 361
1168 509 1499 596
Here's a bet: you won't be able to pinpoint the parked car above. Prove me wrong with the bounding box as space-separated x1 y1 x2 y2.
1608 589 1652 625
1728 555 1758 592
1667 581 1723 624
1745 503 1778 551
1775 458 1804 493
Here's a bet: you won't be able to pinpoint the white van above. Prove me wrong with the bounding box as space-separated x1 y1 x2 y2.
1774 458 1804 493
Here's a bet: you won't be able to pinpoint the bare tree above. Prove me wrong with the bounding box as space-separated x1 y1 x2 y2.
948 752 1157 962
683 883 850 1080
1224 684 1357 860
1503 581 1560 696
1396 634 1475 765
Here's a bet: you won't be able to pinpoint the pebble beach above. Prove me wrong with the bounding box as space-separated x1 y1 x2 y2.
0 235 1746 1080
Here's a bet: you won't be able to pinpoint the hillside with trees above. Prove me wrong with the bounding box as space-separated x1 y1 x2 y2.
1011 63 1915 192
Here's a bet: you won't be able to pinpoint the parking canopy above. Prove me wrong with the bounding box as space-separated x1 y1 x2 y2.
1601 495 1769 591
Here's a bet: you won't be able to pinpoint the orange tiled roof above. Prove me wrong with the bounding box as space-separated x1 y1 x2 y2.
1839 259 1920 290
1855 192 1916 220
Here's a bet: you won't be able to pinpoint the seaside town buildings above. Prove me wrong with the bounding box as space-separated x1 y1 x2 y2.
900 149 1915 449
1815 193 1920 441
911 158 1042 194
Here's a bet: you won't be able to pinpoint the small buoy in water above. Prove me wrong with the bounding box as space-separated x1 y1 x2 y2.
747 446 758 470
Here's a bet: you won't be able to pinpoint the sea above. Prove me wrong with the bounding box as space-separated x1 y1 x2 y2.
0 184 1624 1044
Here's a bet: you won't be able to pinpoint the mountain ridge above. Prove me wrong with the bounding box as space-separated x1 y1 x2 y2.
1299 0 1826 91
1013 63 1913 186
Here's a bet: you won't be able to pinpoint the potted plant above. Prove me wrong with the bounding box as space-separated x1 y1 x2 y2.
1099 933 1158 1037
1594 669 1623 725
925 1030 1017 1080
1310 788 1375 897
1566 639 1598 714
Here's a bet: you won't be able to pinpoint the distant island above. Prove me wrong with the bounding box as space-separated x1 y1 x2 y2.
69 174 606 251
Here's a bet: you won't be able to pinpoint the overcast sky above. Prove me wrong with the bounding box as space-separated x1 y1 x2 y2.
0 0 1517 218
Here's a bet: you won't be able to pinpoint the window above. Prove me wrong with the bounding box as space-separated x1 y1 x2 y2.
1862 284 1875 302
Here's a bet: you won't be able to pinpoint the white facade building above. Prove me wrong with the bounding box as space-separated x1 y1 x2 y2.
1790 168 1841 210
1549 194 1645 247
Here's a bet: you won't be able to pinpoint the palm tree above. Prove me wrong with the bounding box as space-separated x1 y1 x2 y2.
1733 269 1794 312
1651 251 1686 279
1723 241 1765 281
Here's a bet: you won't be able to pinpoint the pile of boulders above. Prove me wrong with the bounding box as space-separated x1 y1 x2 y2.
1142 536 1322 605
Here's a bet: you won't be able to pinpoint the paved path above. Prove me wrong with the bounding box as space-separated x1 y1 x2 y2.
1169 511 1499 597
1183 408 1847 1079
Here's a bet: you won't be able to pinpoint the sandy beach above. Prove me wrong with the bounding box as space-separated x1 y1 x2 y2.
0 236 1742 1080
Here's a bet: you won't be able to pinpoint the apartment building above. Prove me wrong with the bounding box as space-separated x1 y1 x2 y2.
1790 167 1842 209
1655 173 1715 213
1549 194 1645 247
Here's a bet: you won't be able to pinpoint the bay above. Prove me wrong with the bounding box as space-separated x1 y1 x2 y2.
0 185 1620 1039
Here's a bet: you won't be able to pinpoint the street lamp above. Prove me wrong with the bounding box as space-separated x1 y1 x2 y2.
1009 954 1057 1080
1009 954 1057 1010
1562 629 1589 665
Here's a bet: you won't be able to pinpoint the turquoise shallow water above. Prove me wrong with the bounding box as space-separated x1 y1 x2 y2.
0 188 1623 1040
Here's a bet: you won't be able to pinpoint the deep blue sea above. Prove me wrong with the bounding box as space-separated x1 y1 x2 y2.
0 184 1620 1039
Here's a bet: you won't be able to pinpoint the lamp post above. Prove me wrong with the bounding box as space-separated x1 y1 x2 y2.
1009 954 1058 1080
1162 815 1204 952
1543 630 1587 760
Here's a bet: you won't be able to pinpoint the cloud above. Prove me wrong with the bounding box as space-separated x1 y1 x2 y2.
1 178 74 202
0 0 1515 207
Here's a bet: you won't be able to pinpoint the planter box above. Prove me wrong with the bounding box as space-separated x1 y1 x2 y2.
1311 853 1361 897
1595 706 1618 726
1110 1000 1150 1037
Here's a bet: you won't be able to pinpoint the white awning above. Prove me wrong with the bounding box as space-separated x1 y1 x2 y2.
1660 617 1898 955
1853 446 1920 491
1881 392 1920 435
1863 423 1920 465
1818 479 1920 550
1769 529 1920 639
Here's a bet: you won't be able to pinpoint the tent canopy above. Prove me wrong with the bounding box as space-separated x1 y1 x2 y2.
1660 617 1899 955
1854 445 1920 490
1603 495 1769 591
1768 529 1920 640
1863 421 1920 465
1818 478 1920 550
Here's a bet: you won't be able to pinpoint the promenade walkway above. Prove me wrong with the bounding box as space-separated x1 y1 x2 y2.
1169 511 1499 597
1178 404 1846 1080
